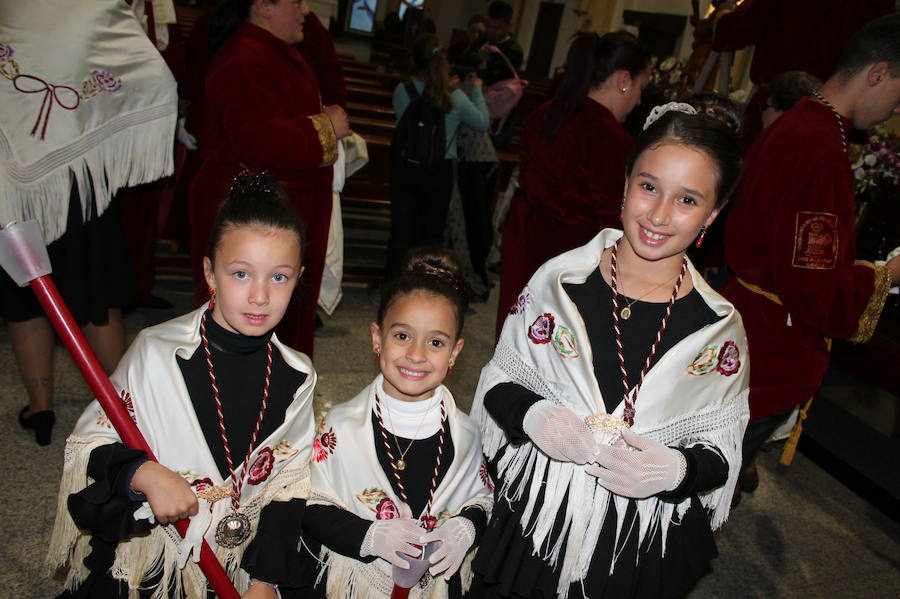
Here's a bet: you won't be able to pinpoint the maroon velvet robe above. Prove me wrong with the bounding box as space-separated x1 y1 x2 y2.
495 99 633 338
721 98 891 421
189 22 338 357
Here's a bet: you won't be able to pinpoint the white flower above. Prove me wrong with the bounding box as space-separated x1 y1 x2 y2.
854 167 866 180
863 153 877 166
659 56 677 71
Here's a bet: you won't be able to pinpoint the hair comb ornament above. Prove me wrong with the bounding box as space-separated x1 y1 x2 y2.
642 102 698 130
228 169 279 195
411 263 470 304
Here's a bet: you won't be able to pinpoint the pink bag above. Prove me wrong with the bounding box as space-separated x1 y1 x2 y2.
482 45 528 135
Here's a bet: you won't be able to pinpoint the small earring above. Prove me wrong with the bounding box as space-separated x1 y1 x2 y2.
620 197 625 220
695 226 708 248
373 348 380 364
621 87 627 93
447 363 454 376
208 287 216 310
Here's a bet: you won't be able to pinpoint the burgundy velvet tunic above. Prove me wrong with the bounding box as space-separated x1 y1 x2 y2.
721 98 890 421
189 22 338 357
495 99 633 338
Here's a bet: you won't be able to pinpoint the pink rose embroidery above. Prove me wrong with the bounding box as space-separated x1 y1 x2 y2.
528 313 555 344
248 447 274 485
479 460 495 491
90 69 121 92
716 341 741 376
190 477 214 493
119 390 136 424
375 497 398 520
0 43 14 61
311 425 337 462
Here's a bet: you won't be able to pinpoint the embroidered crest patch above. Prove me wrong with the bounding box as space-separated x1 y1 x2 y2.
792 211 839 270
686 344 719 375
274 439 299 463
528 313 556 344
716 341 741 376
552 325 580 358
119 390 136 424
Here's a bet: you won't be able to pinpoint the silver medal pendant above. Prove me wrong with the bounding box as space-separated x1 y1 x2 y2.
215 511 251 548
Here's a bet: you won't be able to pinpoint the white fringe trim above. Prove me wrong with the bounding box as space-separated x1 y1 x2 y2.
48 434 310 598
473 352 749 599
0 102 176 244
316 546 477 599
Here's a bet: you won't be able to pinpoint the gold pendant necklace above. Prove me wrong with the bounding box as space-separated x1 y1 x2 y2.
617 274 676 320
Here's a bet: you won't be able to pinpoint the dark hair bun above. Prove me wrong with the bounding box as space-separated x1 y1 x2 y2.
378 246 470 336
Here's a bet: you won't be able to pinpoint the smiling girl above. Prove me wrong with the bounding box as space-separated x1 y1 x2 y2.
49 172 316 599
303 248 492 599
469 104 749 599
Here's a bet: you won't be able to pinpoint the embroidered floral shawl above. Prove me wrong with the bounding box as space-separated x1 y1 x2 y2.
308 376 493 599
0 0 177 243
471 228 750 597
47 307 316 598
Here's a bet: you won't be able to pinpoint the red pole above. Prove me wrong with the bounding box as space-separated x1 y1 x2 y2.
29 276 240 599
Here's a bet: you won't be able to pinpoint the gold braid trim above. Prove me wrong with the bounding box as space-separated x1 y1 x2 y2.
848 264 892 344
309 113 338 167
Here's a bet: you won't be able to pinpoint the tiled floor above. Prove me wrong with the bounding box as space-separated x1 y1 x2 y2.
2 278 898 598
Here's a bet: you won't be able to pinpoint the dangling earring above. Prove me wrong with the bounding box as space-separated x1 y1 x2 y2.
208 287 216 310
447 362 454 376
373 348 380 364
620 197 626 220
695 226 708 248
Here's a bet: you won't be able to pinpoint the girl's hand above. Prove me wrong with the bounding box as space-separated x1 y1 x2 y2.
586 429 686 498
420 517 475 579
242 581 278 599
131 461 198 524
522 400 597 463
472 77 484 88
324 104 351 140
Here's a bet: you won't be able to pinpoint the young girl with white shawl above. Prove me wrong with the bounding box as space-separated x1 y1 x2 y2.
469 104 750 599
48 172 316 599
303 248 493 599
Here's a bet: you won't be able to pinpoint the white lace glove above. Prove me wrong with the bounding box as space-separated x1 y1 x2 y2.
586 428 687 499
361 518 423 569
176 116 198 150
420 517 475 579
176 498 212 568
522 400 598 463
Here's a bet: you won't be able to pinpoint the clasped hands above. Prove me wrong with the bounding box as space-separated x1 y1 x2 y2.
522 401 685 498
362 502 475 581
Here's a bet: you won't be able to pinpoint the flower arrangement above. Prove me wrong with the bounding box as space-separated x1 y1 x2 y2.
647 56 685 101
850 125 900 197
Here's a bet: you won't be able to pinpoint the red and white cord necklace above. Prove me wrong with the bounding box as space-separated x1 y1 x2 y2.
374 393 446 531
200 311 273 548
610 241 687 426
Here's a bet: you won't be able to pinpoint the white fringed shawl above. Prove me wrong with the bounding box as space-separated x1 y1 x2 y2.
471 229 750 598
308 376 493 599
0 0 177 244
47 308 317 598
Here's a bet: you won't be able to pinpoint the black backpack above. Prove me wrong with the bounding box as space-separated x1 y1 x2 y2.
391 81 446 182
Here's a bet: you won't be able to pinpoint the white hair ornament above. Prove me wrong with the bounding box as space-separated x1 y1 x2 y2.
642 102 698 130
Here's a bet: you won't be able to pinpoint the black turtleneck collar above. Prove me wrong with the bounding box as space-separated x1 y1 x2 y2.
203 310 273 355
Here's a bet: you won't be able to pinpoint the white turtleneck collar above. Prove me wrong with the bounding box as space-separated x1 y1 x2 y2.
377 376 444 439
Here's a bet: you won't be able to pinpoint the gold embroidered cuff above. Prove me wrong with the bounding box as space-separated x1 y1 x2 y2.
309 113 338 167
848 264 892 344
